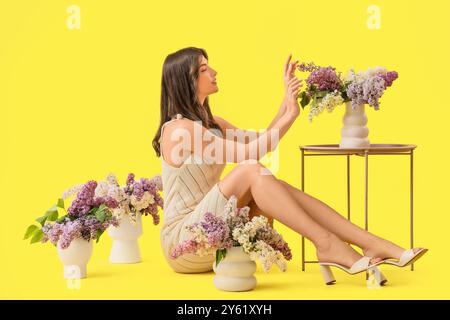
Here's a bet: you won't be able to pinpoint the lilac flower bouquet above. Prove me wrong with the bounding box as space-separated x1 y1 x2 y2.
23 180 119 249
24 173 164 249
94 173 164 225
345 66 398 110
170 196 292 272
296 62 398 122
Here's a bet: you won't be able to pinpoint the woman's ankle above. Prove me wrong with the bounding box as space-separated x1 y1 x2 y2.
313 232 336 253
360 234 381 253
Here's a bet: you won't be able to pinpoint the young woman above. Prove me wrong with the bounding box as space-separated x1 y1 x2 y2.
152 47 427 283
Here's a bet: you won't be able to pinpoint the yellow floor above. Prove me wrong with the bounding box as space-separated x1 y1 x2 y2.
2 231 446 300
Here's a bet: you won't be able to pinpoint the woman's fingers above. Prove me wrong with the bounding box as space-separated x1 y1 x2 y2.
286 63 293 79
289 81 303 95
289 76 300 84
289 60 299 75
288 79 301 89
290 60 299 73
290 81 302 89
284 54 292 74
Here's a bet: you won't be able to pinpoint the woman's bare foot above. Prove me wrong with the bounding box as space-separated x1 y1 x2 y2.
316 234 382 269
361 236 423 261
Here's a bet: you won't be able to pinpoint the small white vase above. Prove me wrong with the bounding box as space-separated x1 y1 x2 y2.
340 101 370 148
108 212 143 263
213 246 257 292
57 238 93 279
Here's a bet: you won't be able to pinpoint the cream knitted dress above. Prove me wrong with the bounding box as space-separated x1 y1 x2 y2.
159 113 229 273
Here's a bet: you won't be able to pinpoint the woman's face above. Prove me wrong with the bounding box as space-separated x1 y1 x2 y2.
196 55 218 99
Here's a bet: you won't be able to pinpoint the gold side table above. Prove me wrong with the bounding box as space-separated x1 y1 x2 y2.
299 144 417 271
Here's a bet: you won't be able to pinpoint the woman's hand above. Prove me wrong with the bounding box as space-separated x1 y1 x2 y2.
284 72 303 120
283 54 299 91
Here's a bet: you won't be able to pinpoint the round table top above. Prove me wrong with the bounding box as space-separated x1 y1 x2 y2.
299 144 417 153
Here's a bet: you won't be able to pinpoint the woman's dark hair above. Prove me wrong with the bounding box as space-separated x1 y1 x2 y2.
152 47 222 157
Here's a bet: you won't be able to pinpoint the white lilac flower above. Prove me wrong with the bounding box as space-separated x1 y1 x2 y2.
248 240 287 273
364 66 387 78
94 180 110 198
130 192 155 212
106 173 119 186
94 174 132 222
308 91 344 122
152 174 163 191
61 184 84 200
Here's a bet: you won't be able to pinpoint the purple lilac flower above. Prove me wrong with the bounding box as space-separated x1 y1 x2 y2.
363 75 386 110
256 226 292 261
226 207 249 231
298 61 320 72
93 196 118 209
58 220 83 249
132 177 162 204
380 71 398 88
306 66 343 92
81 216 103 240
124 173 163 225
41 213 117 249
133 183 144 199
200 212 233 249
170 239 200 259
126 173 135 187
154 193 164 209
346 79 366 109
144 203 160 225
152 175 163 191
42 222 63 245
67 180 97 218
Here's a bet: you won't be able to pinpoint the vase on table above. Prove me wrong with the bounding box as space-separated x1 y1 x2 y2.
340 101 370 148
108 212 143 263
213 246 257 292
57 238 93 279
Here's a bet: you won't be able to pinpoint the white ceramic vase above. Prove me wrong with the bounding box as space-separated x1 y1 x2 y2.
108 212 142 263
340 101 370 148
213 246 257 292
57 238 93 279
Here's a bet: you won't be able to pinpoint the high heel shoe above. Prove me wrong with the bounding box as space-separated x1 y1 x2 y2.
319 256 384 285
381 248 428 267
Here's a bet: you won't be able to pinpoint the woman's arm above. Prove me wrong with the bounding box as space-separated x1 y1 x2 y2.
164 73 301 165
164 102 299 165
169 112 296 164
213 99 286 144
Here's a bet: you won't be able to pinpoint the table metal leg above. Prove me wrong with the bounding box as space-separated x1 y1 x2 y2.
364 150 369 231
364 150 369 280
347 155 351 221
410 150 414 271
301 149 305 271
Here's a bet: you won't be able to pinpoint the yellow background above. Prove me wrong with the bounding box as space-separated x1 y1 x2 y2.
1 0 449 299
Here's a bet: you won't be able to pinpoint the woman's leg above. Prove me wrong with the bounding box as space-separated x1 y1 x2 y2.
276 179 420 260
235 187 274 228
218 161 381 268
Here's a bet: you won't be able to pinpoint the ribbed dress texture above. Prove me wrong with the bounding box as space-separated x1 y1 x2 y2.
159 113 229 273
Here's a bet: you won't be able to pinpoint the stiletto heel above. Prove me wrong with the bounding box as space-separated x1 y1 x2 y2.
320 265 336 285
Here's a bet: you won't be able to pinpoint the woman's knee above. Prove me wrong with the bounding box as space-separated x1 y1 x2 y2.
237 161 268 181
218 162 262 203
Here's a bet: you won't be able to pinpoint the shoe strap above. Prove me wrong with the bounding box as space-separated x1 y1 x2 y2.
399 249 415 265
350 256 373 273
